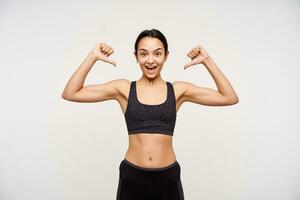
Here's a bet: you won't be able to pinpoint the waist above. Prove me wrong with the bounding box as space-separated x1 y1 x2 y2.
125 133 176 168
125 146 176 168
119 158 181 185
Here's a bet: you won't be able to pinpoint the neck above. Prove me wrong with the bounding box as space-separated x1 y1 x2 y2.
138 75 165 87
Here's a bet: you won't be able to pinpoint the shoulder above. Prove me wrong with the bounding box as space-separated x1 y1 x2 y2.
111 79 132 100
171 80 193 93
110 78 130 87
111 78 131 91
170 81 194 101
113 78 131 84
171 80 195 86
171 80 204 99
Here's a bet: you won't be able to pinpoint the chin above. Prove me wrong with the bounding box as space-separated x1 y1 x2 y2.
145 74 157 79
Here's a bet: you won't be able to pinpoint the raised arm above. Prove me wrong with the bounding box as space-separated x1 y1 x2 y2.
176 45 239 106
61 43 121 103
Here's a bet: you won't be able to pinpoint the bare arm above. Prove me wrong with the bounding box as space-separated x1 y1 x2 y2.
178 46 239 106
61 43 119 102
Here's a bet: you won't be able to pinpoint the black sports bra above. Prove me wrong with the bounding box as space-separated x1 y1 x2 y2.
124 81 177 136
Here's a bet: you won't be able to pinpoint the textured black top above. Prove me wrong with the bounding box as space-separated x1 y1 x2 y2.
124 81 177 136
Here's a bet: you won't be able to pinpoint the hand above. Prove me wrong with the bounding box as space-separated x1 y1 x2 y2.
90 43 117 67
184 45 210 70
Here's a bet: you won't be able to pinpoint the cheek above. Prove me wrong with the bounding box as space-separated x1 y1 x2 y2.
157 58 166 64
137 57 146 62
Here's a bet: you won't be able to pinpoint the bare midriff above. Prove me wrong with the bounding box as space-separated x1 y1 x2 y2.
124 133 177 168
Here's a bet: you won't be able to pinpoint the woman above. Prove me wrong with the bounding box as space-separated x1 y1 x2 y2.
62 29 239 200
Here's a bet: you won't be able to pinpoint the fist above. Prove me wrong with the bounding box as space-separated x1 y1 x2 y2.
90 43 117 66
184 45 210 70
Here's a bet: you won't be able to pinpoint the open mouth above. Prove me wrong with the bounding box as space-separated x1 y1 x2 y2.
146 66 157 72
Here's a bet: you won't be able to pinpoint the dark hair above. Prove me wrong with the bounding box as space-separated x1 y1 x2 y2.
134 29 168 55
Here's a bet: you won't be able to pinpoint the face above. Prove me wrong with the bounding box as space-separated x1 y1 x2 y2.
134 37 168 78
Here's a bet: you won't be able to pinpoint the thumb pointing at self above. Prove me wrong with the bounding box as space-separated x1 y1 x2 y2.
92 43 117 67
184 59 197 70
184 45 210 70
102 55 117 67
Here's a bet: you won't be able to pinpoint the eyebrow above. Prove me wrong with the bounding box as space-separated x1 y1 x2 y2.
138 48 163 51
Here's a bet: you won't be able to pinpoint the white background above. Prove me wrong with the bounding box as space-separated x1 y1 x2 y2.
1 0 300 200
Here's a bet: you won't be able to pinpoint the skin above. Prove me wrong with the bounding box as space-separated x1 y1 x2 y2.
61 37 239 168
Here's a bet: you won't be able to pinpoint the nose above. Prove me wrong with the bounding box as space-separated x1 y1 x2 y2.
146 55 155 64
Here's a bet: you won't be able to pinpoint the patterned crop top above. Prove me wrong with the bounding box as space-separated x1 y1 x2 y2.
124 81 177 136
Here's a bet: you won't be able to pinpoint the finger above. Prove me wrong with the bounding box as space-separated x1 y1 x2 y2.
103 48 111 56
191 48 199 55
98 43 104 49
106 46 112 52
195 45 202 50
184 61 194 69
192 52 197 58
101 44 109 53
108 49 114 56
107 47 114 55
99 45 103 51
100 43 106 50
103 45 110 53
105 57 116 66
189 51 196 58
193 48 201 56
109 60 117 67
108 49 114 54
104 58 117 67
187 52 194 58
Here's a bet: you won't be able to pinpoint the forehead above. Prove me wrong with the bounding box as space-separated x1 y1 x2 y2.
138 37 164 51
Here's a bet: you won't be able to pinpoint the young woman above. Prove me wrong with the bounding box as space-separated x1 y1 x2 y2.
62 29 239 200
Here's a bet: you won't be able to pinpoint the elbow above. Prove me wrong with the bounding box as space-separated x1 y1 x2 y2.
61 94 68 100
224 95 239 105
61 88 75 100
61 92 71 100
229 97 239 105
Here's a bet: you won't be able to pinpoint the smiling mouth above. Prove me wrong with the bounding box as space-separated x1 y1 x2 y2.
145 66 157 73
146 66 157 69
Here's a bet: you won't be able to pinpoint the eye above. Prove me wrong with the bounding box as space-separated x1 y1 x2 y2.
140 53 146 56
155 52 162 56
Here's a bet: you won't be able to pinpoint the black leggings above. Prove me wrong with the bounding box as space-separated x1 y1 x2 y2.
116 159 185 200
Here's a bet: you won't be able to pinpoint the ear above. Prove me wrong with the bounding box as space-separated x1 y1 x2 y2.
133 51 138 62
164 51 169 62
